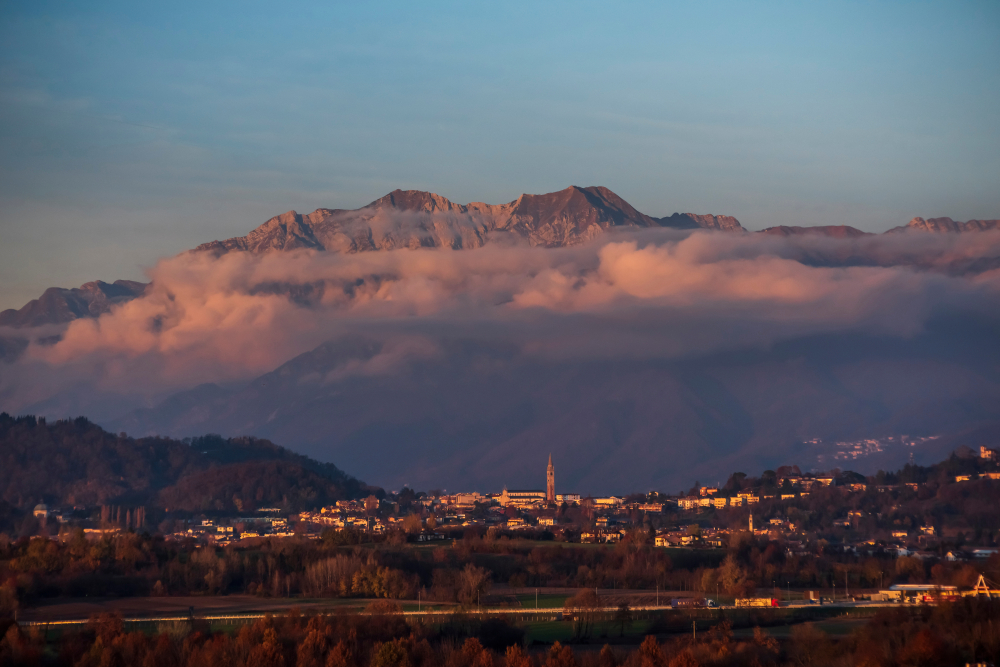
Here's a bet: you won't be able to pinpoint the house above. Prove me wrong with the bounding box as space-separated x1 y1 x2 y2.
454 492 484 507
699 487 719 497
781 494 796 500
981 446 998 460
955 475 972 482
637 503 663 513
678 497 698 510
712 497 728 509
581 529 622 544
538 517 556 526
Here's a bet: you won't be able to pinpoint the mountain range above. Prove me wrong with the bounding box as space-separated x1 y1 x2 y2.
2 185 999 493
2 186 996 330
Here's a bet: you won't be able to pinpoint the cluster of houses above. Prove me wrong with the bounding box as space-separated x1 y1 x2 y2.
167 509 294 544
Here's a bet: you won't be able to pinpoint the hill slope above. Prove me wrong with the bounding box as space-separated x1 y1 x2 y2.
0 414 370 511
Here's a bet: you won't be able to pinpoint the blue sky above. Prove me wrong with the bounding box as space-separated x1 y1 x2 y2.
1 0 999 309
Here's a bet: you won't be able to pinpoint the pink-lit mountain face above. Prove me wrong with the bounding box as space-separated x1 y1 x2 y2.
888 217 1000 234
194 186 746 255
0 280 147 329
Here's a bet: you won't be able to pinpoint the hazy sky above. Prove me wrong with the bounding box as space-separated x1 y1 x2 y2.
1 0 999 310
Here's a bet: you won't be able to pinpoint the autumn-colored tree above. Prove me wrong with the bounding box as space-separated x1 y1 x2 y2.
371 639 410 667
544 641 578 667
458 563 491 607
402 514 423 534
597 644 617 667
788 623 833 667
637 635 665 667
666 649 699 667
298 622 334 667
505 644 534 667
325 640 354 667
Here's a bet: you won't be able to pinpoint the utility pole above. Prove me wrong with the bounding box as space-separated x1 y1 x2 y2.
536 588 538 609
692 620 696 642
846 572 849 599
418 590 421 612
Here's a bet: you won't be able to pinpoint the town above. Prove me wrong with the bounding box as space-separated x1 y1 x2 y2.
23 446 997 582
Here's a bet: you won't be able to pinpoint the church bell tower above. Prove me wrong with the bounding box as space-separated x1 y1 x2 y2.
546 454 555 504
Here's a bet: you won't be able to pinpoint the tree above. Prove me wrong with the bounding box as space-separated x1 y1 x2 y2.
598 644 618 667
614 602 633 637
544 642 578 667
565 590 599 638
458 563 491 607
402 514 423 534
637 636 665 667
505 645 533 667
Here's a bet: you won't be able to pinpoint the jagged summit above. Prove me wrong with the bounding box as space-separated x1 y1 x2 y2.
887 217 1000 234
195 186 745 255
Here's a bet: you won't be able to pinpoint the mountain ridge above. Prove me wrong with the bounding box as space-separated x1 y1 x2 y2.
3 188 998 331
194 185 746 255
0 280 147 329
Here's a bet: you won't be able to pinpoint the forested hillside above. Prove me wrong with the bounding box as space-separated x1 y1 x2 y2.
0 414 370 512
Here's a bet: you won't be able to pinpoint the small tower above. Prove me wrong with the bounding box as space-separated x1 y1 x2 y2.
546 454 555 504
749 514 754 533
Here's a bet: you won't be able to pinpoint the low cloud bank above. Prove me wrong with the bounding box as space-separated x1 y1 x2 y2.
2 228 999 419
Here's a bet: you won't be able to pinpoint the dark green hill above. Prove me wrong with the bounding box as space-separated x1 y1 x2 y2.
0 413 370 513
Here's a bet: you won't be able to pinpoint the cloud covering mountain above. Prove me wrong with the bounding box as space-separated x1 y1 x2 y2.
2 187 1000 491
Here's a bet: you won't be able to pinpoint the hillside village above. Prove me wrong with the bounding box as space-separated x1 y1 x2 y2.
142 446 1000 568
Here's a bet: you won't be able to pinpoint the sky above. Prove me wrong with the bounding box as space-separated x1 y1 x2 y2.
1 0 999 311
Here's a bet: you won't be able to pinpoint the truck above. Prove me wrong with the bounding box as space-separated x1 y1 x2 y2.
735 598 780 608
670 598 716 609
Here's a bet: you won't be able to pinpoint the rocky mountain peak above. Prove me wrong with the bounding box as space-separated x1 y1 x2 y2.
887 217 1000 234
0 280 147 329
194 185 745 256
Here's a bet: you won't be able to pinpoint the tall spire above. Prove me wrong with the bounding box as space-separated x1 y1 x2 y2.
546 454 555 504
